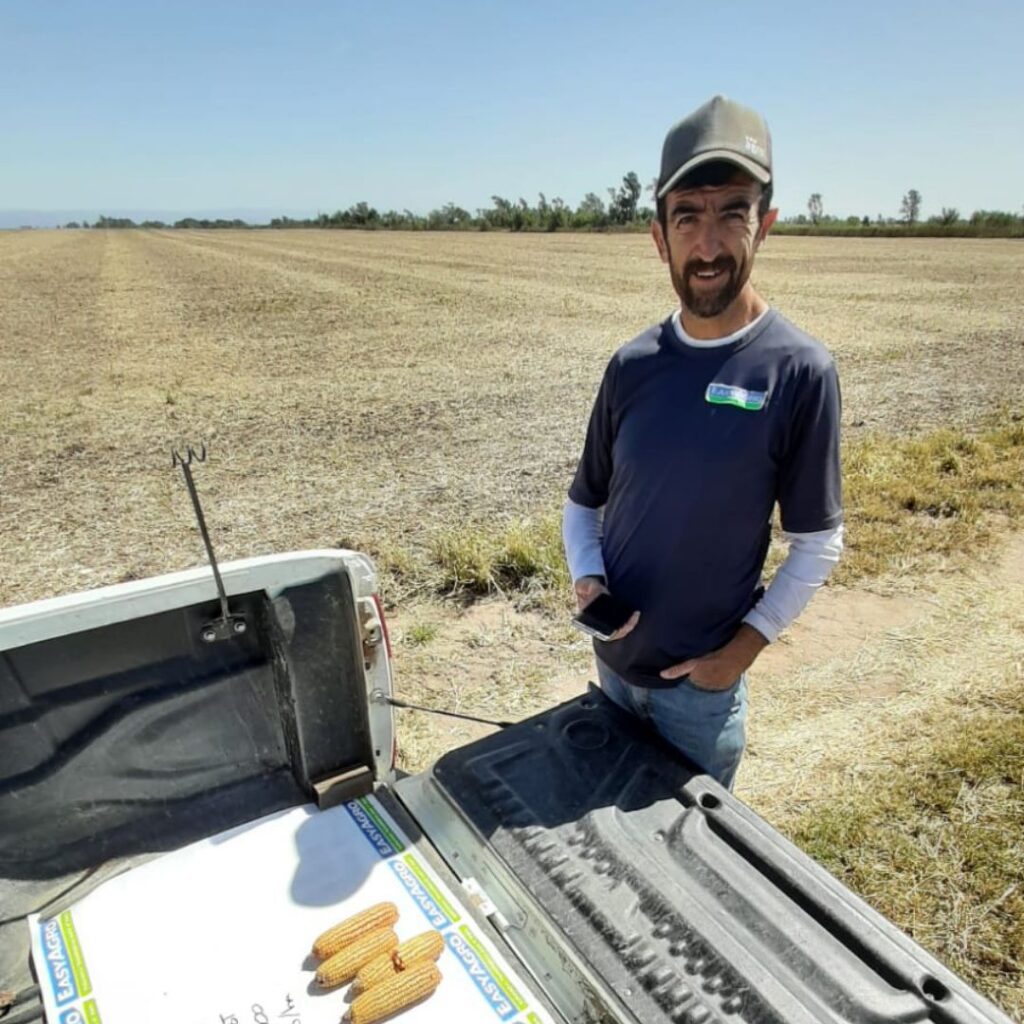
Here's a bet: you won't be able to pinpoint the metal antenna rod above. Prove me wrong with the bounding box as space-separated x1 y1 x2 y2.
171 444 246 642
381 694 513 729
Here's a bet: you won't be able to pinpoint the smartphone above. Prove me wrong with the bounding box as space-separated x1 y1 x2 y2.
572 592 636 641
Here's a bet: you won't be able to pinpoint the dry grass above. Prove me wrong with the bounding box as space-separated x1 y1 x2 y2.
788 684 1024 1016
836 417 1024 582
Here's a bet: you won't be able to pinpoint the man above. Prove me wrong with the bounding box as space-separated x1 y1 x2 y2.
563 95 843 790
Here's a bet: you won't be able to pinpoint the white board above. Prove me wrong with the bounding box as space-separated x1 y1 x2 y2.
30 796 555 1024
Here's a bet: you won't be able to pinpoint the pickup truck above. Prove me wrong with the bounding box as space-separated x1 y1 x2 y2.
0 549 1014 1024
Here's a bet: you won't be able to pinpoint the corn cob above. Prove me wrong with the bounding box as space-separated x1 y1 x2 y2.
349 960 442 1024
352 930 445 994
312 902 399 959
316 928 398 989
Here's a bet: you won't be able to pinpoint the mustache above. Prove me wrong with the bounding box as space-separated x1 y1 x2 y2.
684 256 736 278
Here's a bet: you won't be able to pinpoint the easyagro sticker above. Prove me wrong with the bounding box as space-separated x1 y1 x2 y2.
41 911 92 1006
344 798 405 857
389 854 460 929
705 382 768 411
58 1004 102 1024
445 926 527 1020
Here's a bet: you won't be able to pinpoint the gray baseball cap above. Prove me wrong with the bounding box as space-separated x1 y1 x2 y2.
657 95 772 199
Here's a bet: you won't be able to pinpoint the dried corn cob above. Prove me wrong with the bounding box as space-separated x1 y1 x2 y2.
312 902 399 959
316 928 398 989
349 960 442 1024
352 930 445 994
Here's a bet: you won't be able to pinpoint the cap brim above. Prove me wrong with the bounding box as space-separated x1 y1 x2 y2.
657 150 770 199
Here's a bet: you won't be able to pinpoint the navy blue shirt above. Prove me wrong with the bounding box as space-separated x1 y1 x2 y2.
569 310 842 688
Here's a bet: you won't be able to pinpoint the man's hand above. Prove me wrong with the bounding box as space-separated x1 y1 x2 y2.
660 623 768 690
573 575 640 641
574 575 607 610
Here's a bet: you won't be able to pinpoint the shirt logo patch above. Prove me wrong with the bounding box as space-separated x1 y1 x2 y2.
705 382 767 411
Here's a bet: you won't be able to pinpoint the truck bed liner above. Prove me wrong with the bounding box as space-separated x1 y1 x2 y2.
424 690 1012 1024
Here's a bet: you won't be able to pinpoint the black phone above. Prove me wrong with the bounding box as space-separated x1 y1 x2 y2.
572 592 636 641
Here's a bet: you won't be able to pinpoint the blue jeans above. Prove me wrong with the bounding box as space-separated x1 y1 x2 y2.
596 659 748 790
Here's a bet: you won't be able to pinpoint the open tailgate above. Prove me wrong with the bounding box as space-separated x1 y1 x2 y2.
396 691 1014 1024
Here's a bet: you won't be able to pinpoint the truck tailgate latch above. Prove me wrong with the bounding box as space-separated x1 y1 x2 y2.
358 599 383 666
461 876 511 931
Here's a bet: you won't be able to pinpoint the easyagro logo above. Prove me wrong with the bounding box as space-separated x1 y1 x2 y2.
705 381 768 412
389 860 451 929
41 918 76 1005
445 931 518 1020
344 800 396 858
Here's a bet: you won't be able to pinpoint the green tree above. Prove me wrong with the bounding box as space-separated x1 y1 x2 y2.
619 171 642 222
900 189 922 224
808 193 824 225
969 209 1016 228
575 192 607 229
510 198 536 231
95 215 137 229
427 202 472 229
545 197 569 232
607 172 642 224
486 196 514 229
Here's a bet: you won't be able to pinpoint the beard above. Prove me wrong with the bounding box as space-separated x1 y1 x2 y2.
671 254 747 319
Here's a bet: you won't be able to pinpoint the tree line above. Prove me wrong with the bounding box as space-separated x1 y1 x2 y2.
62 174 651 233
60 177 1024 237
788 190 1023 237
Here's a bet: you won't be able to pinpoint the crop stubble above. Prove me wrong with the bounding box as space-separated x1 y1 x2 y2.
2 229 1022 606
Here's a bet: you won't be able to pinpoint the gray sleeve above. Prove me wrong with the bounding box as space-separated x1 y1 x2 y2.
777 359 843 533
743 524 844 642
562 499 606 584
568 359 617 508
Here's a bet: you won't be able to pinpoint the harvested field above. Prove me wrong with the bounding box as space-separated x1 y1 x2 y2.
2 229 1023 1013
2 230 1022 603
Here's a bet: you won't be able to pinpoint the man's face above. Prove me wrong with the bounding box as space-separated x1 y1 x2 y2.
652 171 777 319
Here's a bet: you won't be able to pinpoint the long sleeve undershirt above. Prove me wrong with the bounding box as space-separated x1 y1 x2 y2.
562 499 843 643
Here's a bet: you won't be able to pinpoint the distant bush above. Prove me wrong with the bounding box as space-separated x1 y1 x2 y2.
774 219 1022 239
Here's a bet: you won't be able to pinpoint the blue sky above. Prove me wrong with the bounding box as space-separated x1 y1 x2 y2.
2 0 1022 225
